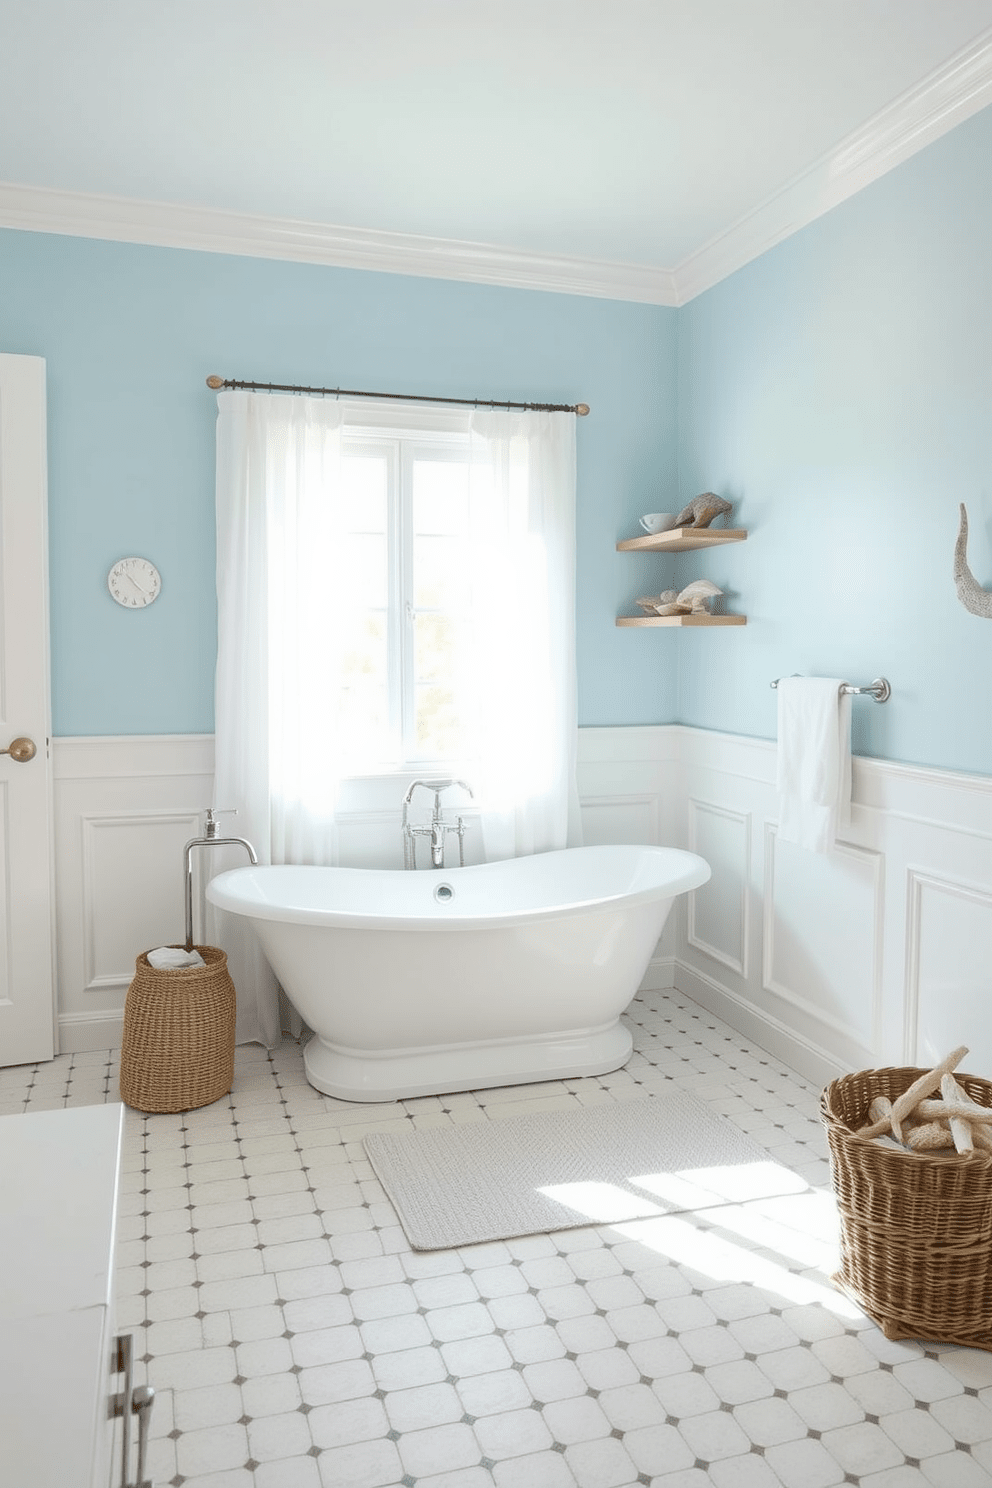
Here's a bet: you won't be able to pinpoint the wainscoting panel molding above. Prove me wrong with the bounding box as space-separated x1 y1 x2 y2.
50 728 992 1080
80 812 203 991
677 726 992 1085
581 795 661 848
578 727 681 980
761 827 883 1065
905 869 992 1077
54 736 214 1052
686 799 750 977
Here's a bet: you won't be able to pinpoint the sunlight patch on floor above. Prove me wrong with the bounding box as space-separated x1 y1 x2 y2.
536 1179 666 1222
610 1211 863 1318
630 1157 808 1209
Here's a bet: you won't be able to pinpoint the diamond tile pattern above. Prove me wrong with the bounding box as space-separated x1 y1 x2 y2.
6 988 992 1487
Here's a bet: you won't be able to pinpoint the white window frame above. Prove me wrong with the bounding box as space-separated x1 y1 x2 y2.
338 400 488 782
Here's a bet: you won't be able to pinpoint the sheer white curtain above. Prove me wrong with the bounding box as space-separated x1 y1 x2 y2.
208 391 346 1046
208 393 580 1046
468 409 581 859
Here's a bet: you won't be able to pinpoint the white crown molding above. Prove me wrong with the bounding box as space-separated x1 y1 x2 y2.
2 30 990 308
0 180 679 306
673 27 992 304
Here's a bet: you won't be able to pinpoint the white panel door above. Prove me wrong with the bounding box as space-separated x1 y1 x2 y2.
0 354 55 1065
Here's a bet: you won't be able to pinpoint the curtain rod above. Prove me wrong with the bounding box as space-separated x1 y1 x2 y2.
205 375 589 416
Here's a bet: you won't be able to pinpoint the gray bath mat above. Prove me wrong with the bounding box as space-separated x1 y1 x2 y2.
364 1089 805 1250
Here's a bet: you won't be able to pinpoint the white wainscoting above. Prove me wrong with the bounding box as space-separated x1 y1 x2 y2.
576 726 682 992
52 729 992 1084
53 736 214 1052
673 727 992 1085
53 729 678 1051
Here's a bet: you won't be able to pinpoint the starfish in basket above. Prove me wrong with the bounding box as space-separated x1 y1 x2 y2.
856 1046 992 1154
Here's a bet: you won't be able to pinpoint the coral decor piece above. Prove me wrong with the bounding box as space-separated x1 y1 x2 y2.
672 492 733 528
954 503 992 618
857 1045 992 1154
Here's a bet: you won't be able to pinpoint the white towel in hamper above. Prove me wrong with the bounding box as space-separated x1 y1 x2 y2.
776 677 852 854
146 946 206 970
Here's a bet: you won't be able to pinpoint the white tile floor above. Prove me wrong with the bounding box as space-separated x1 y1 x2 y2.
5 988 992 1488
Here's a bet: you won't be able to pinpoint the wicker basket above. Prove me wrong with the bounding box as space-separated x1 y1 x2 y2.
822 1065 992 1349
119 946 236 1113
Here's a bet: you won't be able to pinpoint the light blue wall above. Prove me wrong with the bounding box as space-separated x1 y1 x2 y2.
5 102 992 772
0 231 678 735
676 105 992 776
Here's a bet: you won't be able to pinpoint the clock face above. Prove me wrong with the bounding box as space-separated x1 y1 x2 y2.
108 556 161 608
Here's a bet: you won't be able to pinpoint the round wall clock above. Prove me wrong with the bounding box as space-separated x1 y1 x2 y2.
108 556 161 608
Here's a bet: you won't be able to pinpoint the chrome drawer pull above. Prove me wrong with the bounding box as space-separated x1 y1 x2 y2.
112 1332 133 1488
131 1383 155 1488
111 1333 156 1487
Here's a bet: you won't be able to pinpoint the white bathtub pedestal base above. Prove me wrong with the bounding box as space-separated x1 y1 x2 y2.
303 1021 634 1103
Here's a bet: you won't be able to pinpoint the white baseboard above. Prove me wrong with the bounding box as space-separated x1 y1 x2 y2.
638 955 676 992
674 960 847 1089
58 1010 124 1054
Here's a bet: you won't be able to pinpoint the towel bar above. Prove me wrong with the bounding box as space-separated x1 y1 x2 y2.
770 676 891 702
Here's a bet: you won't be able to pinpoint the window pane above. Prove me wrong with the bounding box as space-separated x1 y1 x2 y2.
336 612 390 761
415 683 468 760
319 441 491 771
335 533 388 609
413 459 468 534
414 612 456 684
339 454 387 532
414 535 470 610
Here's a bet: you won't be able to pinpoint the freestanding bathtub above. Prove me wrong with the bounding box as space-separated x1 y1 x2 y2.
207 844 710 1102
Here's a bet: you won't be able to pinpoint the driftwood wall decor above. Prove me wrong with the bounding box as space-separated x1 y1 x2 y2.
954 503 992 619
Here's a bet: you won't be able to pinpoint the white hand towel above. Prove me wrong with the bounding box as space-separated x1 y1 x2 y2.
147 946 206 970
776 678 852 854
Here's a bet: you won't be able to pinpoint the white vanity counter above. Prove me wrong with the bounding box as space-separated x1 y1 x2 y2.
0 1102 125 1488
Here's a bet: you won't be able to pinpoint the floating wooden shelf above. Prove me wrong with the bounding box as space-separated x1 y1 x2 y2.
616 614 747 627
616 527 747 552
617 523 748 627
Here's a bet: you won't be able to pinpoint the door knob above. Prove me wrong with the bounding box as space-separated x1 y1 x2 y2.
0 736 36 762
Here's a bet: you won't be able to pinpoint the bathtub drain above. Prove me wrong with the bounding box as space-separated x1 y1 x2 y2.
434 883 454 903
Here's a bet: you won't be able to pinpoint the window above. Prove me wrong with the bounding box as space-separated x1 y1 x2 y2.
214 389 578 876
332 416 493 771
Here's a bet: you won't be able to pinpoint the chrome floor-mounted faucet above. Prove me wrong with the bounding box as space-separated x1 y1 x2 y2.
402 779 474 869
183 808 258 949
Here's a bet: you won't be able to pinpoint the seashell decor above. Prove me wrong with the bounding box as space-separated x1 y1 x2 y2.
636 581 723 617
636 591 677 613
676 579 722 614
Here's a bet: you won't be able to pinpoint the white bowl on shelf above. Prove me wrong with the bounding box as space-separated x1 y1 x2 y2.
639 513 676 534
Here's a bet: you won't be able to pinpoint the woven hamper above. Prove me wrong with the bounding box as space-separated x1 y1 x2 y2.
822 1065 992 1350
120 946 236 1113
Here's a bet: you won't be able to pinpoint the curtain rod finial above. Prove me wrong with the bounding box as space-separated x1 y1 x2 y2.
576 403 590 417
206 375 225 390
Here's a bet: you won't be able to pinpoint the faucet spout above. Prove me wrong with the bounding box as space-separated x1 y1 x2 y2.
402 779 474 870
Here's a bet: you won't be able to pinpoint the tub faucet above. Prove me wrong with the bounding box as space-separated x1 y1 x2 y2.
183 808 258 950
402 779 474 869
